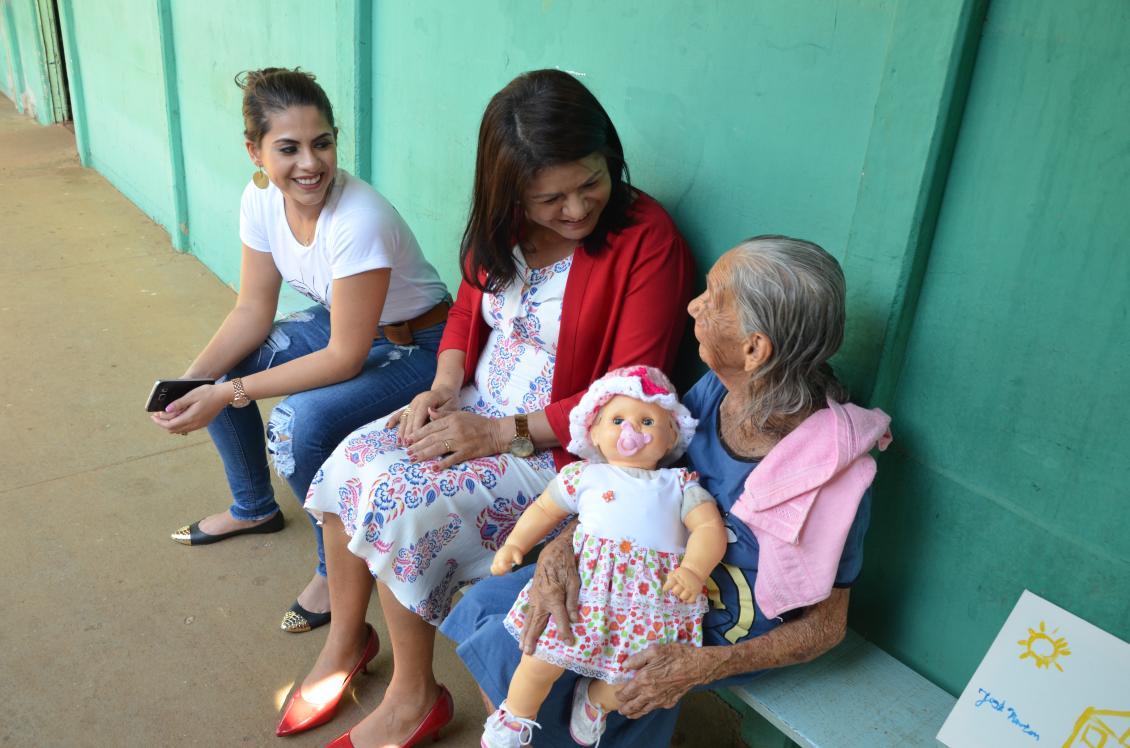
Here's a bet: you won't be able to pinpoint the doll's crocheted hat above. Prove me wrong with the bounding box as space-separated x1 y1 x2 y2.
567 365 698 465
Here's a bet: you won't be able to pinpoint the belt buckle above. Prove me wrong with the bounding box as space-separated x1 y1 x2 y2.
383 321 413 346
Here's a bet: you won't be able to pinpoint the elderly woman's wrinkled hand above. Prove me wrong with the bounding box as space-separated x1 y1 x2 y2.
518 523 581 655
616 643 717 718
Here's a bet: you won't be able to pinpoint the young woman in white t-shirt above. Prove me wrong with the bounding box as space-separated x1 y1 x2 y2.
150 68 449 634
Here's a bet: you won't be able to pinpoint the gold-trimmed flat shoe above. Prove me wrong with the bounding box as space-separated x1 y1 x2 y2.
170 511 284 546
281 601 331 633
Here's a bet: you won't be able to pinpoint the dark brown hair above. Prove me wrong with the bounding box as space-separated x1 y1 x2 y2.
234 67 336 144
460 69 633 292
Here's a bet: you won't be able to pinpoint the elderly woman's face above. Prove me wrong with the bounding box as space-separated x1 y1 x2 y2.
687 252 748 377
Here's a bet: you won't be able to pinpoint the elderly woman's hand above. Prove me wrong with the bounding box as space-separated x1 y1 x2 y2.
518 520 581 655
615 643 719 718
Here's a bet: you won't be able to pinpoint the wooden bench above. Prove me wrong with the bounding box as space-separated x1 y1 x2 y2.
718 629 956 747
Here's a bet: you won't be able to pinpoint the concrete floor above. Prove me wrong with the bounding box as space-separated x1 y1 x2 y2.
0 97 745 747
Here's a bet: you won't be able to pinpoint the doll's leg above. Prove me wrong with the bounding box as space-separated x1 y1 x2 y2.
586 678 622 712
505 654 565 718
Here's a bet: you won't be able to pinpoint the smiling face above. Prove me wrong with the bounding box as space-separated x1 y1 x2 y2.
588 395 677 469
521 152 612 248
246 105 337 213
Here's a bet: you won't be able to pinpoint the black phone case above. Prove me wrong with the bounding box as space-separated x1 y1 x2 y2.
145 379 215 412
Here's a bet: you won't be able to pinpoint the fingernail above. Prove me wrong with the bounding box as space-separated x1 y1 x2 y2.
165 404 174 412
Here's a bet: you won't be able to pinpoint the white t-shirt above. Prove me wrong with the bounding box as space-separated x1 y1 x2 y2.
239 169 447 324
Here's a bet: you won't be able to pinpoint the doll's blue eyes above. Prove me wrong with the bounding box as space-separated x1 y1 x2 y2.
610 416 654 427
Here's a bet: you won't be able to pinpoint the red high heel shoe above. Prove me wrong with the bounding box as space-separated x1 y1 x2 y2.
276 624 380 737
325 684 454 748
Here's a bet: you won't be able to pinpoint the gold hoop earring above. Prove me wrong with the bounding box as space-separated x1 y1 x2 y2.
252 164 269 189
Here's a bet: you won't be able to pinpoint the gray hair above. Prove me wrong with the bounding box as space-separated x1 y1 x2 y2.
725 235 848 434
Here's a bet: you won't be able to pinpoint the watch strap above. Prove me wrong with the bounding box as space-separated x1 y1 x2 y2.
230 377 250 407
513 413 530 439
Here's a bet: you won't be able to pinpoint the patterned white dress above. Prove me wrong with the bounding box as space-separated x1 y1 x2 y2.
503 461 711 684
305 249 572 624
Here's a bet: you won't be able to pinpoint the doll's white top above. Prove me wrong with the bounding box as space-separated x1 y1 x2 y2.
546 461 714 554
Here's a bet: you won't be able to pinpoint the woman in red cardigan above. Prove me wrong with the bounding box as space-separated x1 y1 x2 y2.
281 69 695 748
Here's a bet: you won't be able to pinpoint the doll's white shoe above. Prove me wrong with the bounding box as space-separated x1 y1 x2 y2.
481 701 541 748
569 677 608 746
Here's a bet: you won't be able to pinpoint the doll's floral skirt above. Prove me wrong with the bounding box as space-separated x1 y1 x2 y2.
505 529 707 684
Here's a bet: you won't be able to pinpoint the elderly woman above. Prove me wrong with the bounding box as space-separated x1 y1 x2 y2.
441 235 874 747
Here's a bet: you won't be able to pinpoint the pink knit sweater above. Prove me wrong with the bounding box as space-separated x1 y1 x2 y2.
730 399 891 619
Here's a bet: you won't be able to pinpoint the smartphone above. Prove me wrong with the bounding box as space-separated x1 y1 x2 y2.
145 378 215 412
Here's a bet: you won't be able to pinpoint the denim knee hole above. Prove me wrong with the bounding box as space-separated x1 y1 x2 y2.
266 403 296 478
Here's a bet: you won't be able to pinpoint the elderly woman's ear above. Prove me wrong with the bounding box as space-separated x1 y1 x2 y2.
743 331 773 373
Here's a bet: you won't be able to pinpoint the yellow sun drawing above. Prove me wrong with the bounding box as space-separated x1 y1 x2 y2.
1016 620 1071 672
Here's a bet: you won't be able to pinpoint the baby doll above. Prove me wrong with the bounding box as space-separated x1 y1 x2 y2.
481 366 728 748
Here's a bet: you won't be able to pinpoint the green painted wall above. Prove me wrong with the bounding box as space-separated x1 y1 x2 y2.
851 0 1130 694
369 0 896 297
4 0 1127 703
60 0 175 234
1 0 53 123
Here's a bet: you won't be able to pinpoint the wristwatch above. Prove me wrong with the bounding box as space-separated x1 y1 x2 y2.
509 413 535 457
229 377 251 408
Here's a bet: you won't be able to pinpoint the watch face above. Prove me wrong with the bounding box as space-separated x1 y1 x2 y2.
510 437 535 458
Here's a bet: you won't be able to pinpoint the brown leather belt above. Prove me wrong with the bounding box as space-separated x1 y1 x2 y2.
376 298 451 346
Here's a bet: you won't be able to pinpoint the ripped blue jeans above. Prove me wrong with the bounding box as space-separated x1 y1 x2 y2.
207 304 444 576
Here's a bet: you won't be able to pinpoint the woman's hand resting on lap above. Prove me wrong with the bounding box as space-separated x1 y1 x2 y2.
149 383 231 436
386 386 459 445
405 409 508 470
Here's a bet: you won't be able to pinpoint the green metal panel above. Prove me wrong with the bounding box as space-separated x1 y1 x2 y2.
368 0 897 294
1 1 24 106
2 0 52 123
851 0 1130 695
33 0 68 122
63 0 175 233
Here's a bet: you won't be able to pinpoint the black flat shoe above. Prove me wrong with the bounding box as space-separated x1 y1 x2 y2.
170 511 284 546
280 600 331 633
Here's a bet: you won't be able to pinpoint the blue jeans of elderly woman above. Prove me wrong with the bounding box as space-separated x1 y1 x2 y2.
207 304 443 576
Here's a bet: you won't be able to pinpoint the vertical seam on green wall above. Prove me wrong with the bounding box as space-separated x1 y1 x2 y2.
2 1 26 113
55 0 87 165
155 0 188 251
868 0 990 409
336 0 372 183
354 0 372 183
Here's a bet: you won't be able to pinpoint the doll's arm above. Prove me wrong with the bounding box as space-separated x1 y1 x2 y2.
663 501 727 602
490 489 572 575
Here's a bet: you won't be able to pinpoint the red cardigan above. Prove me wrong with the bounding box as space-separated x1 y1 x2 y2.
439 192 695 470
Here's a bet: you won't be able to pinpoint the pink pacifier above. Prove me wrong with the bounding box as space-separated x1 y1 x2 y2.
616 421 653 456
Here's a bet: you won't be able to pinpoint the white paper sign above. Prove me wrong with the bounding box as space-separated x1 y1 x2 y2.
938 590 1130 747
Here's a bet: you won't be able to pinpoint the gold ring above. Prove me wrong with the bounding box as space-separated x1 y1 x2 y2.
400 408 412 420
443 439 453 453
